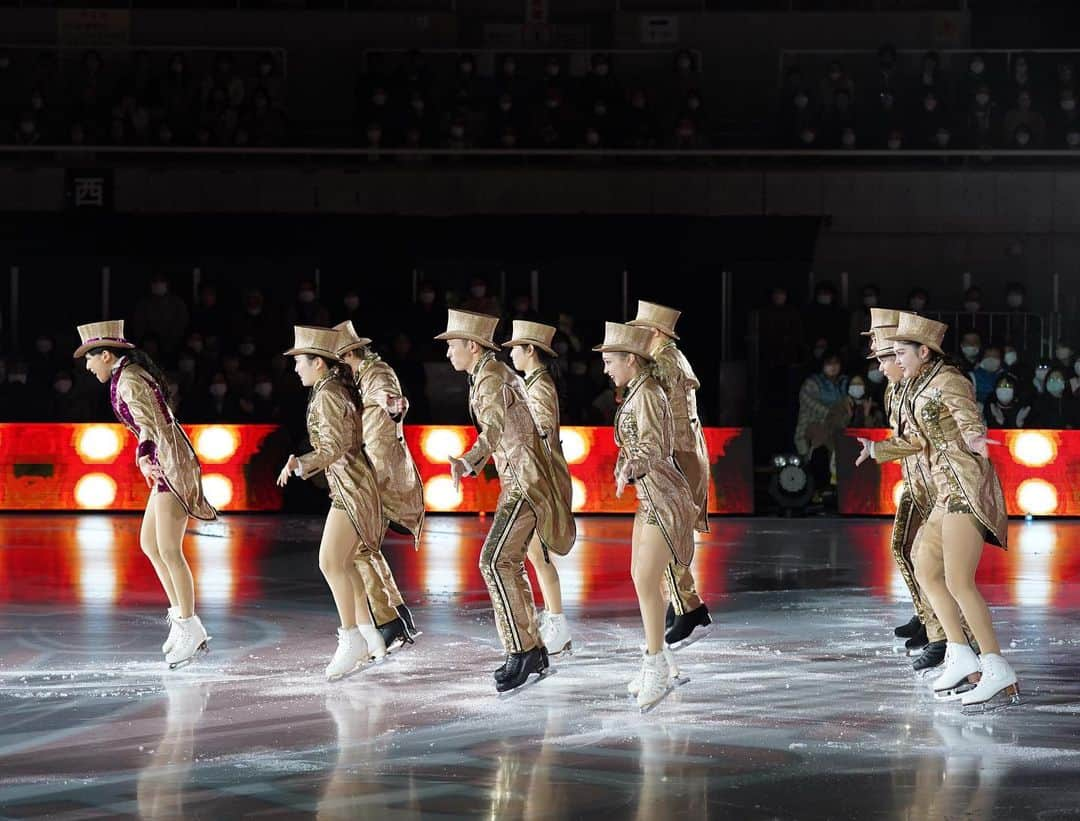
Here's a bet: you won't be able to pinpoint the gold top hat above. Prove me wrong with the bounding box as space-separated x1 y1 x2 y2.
860 307 902 337
885 312 948 356
626 300 681 340
592 321 656 361
502 320 558 357
332 320 373 356
867 328 897 359
433 309 500 350
73 320 136 359
284 326 344 360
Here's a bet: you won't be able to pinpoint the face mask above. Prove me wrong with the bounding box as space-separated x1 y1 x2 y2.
1006 294 1023 308
187 339 204 353
996 388 1015 404
179 358 195 373
824 365 841 378
36 339 53 354
813 346 826 359
210 384 227 398
594 64 608 77
925 98 938 111
794 94 808 110
9 374 27 385
546 64 560 77
246 305 262 317
298 290 315 303
1063 99 1077 112
848 385 865 399
1057 347 1072 361
151 282 167 296
842 131 856 147
1017 133 1031 146
470 285 486 298
595 103 607 116
1048 378 1066 397
962 345 980 359
867 368 885 384
419 291 435 305
54 379 72 394
499 100 512 112
910 297 927 311
344 296 360 311
586 131 600 146
239 343 256 357
1004 351 1018 366
817 294 832 306
887 138 902 150
975 93 990 106
964 301 980 313
971 60 985 75
255 382 273 399
980 357 1001 372
862 295 877 307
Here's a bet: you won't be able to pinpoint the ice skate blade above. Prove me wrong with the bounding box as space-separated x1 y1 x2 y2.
638 683 677 714
962 684 1021 714
548 640 573 657
325 659 369 682
665 625 712 652
628 674 689 699
933 682 978 702
496 667 556 699
168 640 210 671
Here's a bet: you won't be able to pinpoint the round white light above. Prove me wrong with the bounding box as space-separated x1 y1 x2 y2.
202 474 234 509
571 476 587 511
77 425 123 462
561 429 589 464
1011 432 1055 468
1017 479 1057 517
195 426 239 463
74 473 118 508
421 428 467 463
425 475 463 511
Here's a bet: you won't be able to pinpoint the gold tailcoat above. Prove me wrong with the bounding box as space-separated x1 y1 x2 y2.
297 373 384 550
461 352 576 556
354 352 425 545
523 368 573 510
111 361 216 521
651 340 710 532
874 361 1007 548
615 372 696 566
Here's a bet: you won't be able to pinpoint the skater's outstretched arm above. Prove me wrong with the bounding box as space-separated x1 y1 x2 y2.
296 388 352 479
856 431 922 465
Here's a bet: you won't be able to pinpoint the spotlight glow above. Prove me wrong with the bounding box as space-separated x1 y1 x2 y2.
1010 431 1056 468
76 425 123 462
561 429 590 464
425 474 463 510
421 428 467 463
202 474 234 509
1017 479 1057 516
195 426 239 463
74 473 118 508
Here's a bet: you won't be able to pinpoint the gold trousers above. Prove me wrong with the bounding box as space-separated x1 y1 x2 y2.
479 490 541 654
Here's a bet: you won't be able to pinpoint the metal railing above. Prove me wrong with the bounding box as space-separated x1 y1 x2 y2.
362 47 705 76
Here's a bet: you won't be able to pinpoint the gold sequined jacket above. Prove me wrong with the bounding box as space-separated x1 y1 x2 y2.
297 372 384 550
354 352 425 545
110 360 217 521
461 352 576 556
615 372 697 566
523 367 573 511
874 360 1007 548
651 340 710 532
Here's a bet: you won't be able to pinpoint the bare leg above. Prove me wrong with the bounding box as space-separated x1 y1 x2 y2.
140 493 179 609
526 533 563 615
152 492 192 617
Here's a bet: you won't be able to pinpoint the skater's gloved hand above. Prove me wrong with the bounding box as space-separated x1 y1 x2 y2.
137 455 164 488
385 393 408 419
450 456 470 491
963 433 998 457
855 437 874 466
276 454 300 487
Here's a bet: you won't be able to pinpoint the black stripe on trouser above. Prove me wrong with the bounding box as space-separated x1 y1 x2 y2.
891 493 923 614
482 496 527 654
665 563 687 616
